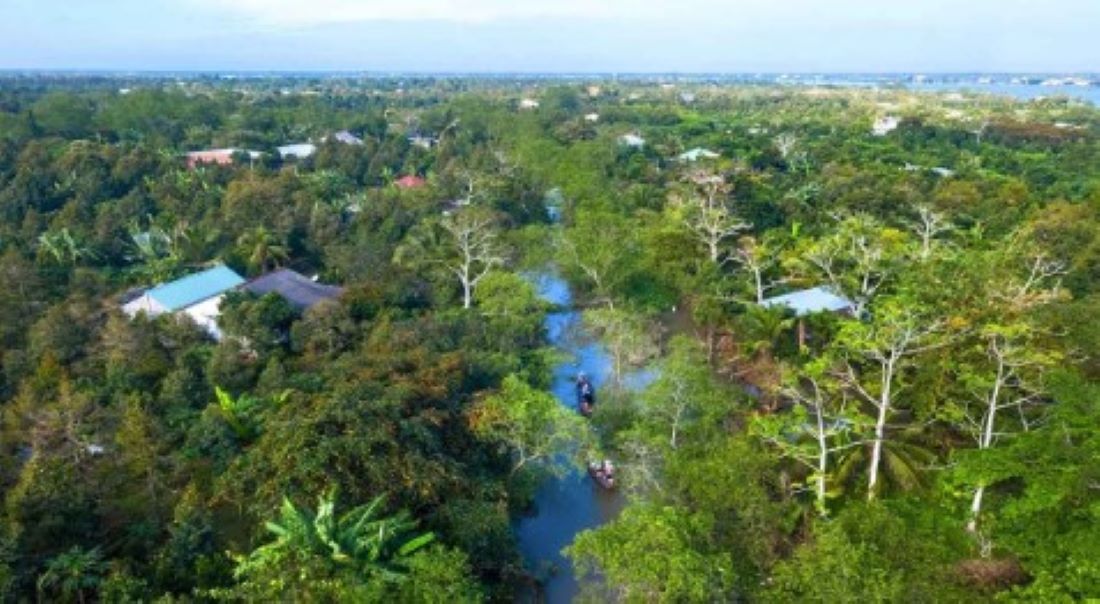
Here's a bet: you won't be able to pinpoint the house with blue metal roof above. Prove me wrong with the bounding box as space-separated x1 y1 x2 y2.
122 264 246 339
760 286 854 317
760 286 855 348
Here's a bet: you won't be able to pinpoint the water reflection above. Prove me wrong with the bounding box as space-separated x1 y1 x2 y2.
514 270 653 602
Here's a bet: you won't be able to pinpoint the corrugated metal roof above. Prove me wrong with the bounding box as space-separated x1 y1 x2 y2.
678 148 720 161
331 130 363 145
760 286 854 317
277 143 317 158
243 268 342 310
146 265 245 312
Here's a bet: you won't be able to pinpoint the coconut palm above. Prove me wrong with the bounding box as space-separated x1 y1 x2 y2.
736 304 796 359
36 546 106 604
833 432 937 499
236 226 289 274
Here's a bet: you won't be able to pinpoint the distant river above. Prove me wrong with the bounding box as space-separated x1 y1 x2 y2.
905 81 1100 105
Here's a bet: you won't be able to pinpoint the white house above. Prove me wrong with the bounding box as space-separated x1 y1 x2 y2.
408 135 438 150
618 133 646 148
584 113 600 123
328 130 364 145
872 116 900 136
519 98 540 110
277 143 317 159
678 148 720 162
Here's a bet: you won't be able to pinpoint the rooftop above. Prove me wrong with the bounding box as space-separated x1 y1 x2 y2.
243 269 342 310
394 175 427 189
760 286 854 317
146 265 245 312
679 147 720 161
277 143 317 158
330 130 363 145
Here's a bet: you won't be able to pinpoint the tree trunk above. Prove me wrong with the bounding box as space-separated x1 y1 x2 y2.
706 323 716 365
814 400 829 515
969 356 1004 534
867 359 895 500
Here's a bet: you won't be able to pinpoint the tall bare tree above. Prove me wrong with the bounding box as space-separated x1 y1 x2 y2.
441 209 505 309
909 205 953 261
733 235 787 304
680 177 750 266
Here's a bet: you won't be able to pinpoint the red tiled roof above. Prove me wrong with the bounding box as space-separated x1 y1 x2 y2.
394 175 427 189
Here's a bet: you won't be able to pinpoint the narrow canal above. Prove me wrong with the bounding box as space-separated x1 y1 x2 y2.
514 271 654 603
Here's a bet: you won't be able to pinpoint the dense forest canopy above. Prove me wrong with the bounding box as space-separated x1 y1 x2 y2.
0 74 1098 602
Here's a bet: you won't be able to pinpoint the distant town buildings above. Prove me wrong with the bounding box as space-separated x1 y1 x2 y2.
678 148 720 162
185 148 261 169
328 130 364 145
872 116 901 136
394 175 427 189
618 133 646 148
277 143 317 159
408 135 439 150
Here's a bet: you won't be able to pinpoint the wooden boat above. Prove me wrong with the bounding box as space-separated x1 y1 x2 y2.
588 461 615 490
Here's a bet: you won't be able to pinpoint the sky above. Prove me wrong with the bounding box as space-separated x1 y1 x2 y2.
1 0 1098 73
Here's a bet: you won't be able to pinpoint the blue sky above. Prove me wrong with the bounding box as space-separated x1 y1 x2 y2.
1 0 1097 72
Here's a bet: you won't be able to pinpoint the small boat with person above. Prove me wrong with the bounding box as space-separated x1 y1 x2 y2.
588 459 615 490
576 372 596 417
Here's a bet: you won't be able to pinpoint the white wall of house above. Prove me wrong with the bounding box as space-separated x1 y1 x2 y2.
182 295 227 340
122 294 168 318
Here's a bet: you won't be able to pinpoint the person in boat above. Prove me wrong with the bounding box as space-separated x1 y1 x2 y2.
589 459 615 488
576 373 596 415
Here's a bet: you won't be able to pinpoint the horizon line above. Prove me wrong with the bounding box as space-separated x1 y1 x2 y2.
0 69 1097 77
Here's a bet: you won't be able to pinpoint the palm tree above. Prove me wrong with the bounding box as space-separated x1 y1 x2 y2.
37 546 106 604
238 491 434 581
833 434 937 499
736 305 795 360
37 229 97 266
236 226 289 274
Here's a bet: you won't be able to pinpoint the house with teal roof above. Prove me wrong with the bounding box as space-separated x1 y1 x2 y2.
121 264 245 339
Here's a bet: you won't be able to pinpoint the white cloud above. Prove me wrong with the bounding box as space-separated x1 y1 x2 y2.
186 0 670 27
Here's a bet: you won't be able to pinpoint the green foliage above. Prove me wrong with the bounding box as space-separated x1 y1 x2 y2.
570 504 735 603
0 76 1097 602
217 491 437 601
764 501 973 602
37 546 107 604
469 374 594 478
